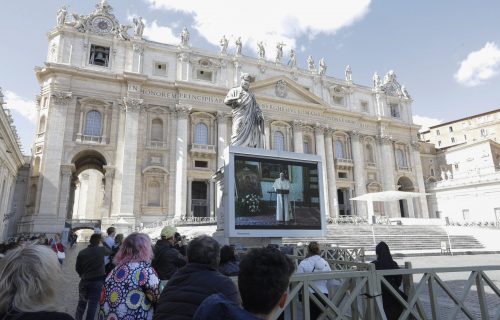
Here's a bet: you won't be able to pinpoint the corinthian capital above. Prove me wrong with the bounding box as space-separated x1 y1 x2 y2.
349 130 362 140
411 140 420 151
292 120 304 130
122 97 144 112
51 91 72 106
216 111 230 122
314 123 326 135
376 134 392 144
175 105 191 118
60 164 75 176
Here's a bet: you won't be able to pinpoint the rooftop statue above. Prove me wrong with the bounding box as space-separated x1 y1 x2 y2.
275 42 285 64
57 6 67 27
307 55 315 71
220 35 229 54
180 27 190 47
372 72 381 88
257 41 265 59
224 73 265 148
319 57 327 75
235 37 242 55
288 49 297 68
133 17 145 37
345 65 352 82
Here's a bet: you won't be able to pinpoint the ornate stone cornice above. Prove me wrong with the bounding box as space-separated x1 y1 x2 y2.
122 97 143 112
51 91 72 105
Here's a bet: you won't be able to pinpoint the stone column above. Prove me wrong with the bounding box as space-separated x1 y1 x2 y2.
78 173 89 219
292 120 304 153
324 129 338 217
174 105 191 219
264 119 272 149
377 135 397 217
209 179 215 218
132 43 144 73
102 165 115 217
118 97 142 217
411 141 430 218
36 91 72 233
58 164 75 220
350 131 367 218
314 124 330 215
187 177 193 218
177 52 191 81
216 112 229 168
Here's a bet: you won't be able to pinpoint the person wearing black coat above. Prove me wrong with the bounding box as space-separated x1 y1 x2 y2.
152 227 186 280
371 241 406 320
153 235 240 320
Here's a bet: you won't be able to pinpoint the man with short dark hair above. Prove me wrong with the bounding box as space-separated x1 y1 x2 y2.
75 233 111 320
152 226 186 280
153 235 240 320
194 247 295 320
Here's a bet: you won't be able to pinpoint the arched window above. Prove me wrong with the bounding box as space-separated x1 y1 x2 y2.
84 110 102 136
38 115 46 133
151 118 163 142
274 131 284 151
396 149 407 167
365 144 375 163
335 140 344 159
194 123 209 145
148 181 161 206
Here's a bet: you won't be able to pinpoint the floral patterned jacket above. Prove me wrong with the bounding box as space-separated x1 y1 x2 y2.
99 261 160 320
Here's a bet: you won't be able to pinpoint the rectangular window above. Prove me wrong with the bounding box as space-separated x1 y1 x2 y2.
438 141 441 146
435 211 441 219
390 103 400 118
89 45 110 67
196 70 213 81
333 96 344 106
464 134 467 141
451 137 455 143
449 126 453 132
436 130 440 136
195 160 208 168
454 163 459 170
481 128 487 136
153 62 167 76
360 101 369 112
338 172 348 179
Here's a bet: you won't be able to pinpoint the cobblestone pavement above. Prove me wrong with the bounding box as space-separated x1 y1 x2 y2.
59 243 500 319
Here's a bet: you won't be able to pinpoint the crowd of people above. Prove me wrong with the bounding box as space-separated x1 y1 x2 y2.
0 224 406 320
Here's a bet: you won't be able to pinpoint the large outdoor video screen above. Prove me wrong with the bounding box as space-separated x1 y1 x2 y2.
225 147 326 238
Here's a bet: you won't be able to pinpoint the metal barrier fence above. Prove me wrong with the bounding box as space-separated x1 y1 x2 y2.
139 217 217 232
293 245 365 263
270 259 500 320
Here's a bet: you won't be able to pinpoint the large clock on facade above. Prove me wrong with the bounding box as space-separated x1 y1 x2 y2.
91 16 113 33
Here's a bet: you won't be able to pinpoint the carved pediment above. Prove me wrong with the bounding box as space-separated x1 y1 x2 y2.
380 70 410 99
251 76 327 106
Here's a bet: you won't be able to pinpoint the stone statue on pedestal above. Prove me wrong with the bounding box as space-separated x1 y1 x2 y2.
307 55 315 71
288 49 297 68
345 65 352 82
180 27 190 47
224 73 265 148
57 6 67 27
220 35 229 54
133 17 145 37
257 41 265 59
319 58 327 75
235 37 242 55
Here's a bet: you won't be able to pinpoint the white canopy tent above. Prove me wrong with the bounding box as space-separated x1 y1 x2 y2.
350 190 429 224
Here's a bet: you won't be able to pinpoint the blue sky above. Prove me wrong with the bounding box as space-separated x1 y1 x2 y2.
1 0 500 153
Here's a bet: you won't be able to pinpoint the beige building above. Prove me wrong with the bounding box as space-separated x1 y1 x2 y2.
16 1 429 235
0 88 26 240
419 109 500 223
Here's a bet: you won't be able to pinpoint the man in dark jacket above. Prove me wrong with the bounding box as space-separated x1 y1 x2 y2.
193 247 295 320
152 226 186 280
153 235 240 320
75 233 111 320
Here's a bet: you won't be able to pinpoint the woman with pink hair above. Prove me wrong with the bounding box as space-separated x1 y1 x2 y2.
98 233 159 320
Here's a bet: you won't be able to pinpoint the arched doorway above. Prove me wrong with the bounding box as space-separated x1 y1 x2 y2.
69 150 107 221
397 176 414 218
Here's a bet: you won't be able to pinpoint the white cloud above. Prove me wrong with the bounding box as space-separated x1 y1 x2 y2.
413 115 443 132
3 90 36 123
455 42 500 87
145 0 371 56
143 20 180 44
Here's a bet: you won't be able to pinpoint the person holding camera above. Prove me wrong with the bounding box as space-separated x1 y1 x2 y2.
152 226 186 280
